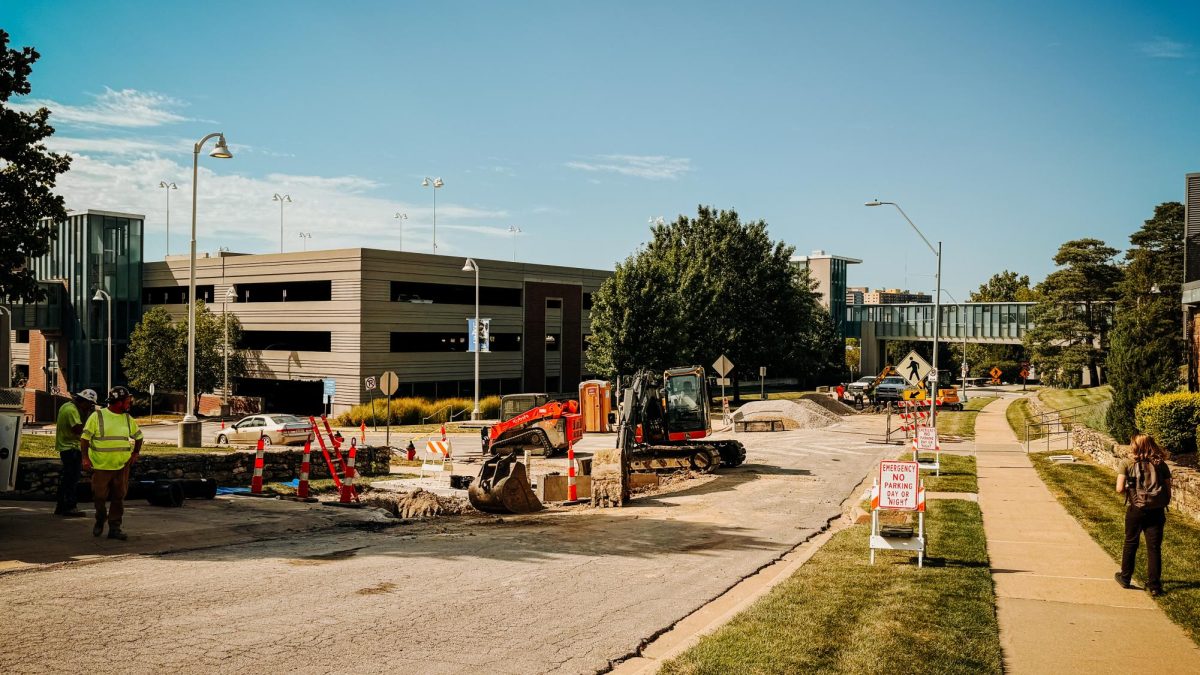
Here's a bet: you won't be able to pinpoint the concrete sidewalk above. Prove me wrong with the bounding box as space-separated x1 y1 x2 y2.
975 396 1199 673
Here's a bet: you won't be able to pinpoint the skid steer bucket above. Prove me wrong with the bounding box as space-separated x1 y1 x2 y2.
468 453 544 514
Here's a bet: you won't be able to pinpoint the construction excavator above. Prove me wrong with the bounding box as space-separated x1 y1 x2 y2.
619 366 746 473
468 397 584 514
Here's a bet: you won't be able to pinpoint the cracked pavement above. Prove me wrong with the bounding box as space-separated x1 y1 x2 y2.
0 414 893 674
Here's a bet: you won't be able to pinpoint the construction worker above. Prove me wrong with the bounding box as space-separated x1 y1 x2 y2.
53 388 98 517
80 386 144 540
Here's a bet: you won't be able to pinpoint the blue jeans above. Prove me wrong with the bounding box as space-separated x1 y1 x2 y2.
55 449 83 513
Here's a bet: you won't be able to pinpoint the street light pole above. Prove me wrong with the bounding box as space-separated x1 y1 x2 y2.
273 194 292 253
422 177 444 253
297 232 311 251
463 258 481 420
223 286 236 409
159 181 177 257
0 305 11 387
508 225 522 262
184 132 233 425
394 212 407 251
92 289 112 394
866 200 941 425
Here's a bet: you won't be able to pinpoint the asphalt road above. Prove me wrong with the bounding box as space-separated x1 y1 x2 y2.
1 415 892 674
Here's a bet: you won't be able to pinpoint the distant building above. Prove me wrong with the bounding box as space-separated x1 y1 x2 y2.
845 286 868 306
862 288 933 304
791 250 862 336
1184 172 1200 391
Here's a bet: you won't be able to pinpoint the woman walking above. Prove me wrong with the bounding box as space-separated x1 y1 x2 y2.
1115 434 1172 596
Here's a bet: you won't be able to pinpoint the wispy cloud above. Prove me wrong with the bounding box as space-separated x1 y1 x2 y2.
1138 36 1190 59
12 87 193 128
45 136 190 156
565 154 692 180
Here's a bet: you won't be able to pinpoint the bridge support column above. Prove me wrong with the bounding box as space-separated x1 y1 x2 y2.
859 323 883 376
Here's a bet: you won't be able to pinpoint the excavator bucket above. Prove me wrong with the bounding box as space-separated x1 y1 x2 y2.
467 453 544 514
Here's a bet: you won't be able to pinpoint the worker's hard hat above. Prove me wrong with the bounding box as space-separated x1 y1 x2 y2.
74 389 99 404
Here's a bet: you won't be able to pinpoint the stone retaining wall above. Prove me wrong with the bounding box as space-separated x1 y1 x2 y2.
1070 426 1200 522
7 445 392 500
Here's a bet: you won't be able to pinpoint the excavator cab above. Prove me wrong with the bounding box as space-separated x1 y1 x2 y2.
663 367 710 441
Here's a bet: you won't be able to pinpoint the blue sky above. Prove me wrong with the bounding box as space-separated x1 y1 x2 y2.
5 1 1199 298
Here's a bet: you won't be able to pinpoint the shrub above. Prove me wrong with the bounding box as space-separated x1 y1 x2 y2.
1133 392 1200 454
335 395 501 426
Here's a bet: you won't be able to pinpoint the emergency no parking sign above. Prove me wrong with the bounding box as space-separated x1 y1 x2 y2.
877 460 920 510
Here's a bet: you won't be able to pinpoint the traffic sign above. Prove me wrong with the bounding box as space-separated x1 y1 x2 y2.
961 363 969 378
897 350 932 387
989 366 1002 379
877 460 920 510
713 354 734 377
915 426 939 451
322 378 336 403
364 376 377 391
1020 367 1030 379
716 377 731 386
148 383 155 396
379 371 400 396
759 366 767 377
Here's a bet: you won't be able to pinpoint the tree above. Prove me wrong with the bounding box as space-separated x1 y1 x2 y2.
123 303 246 407
587 206 840 396
950 270 1038 381
1024 239 1122 387
1105 202 1185 442
0 30 71 302
845 338 862 377
971 270 1039 303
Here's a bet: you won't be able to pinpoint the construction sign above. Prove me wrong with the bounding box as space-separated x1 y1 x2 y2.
989 366 1003 384
915 426 939 452
877 460 920 510
898 350 932 387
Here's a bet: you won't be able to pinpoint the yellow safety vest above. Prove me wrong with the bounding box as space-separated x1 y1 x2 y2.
82 408 144 471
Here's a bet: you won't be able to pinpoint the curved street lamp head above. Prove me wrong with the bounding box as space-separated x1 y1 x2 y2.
434 177 444 188
210 135 233 159
273 193 292 203
864 200 884 207
394 212 407 219
225 286 237 301
159 181 177 189
462 258 478 273
92 289 109 302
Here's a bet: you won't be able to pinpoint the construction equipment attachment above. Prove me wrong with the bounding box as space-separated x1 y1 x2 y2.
468 452 544 514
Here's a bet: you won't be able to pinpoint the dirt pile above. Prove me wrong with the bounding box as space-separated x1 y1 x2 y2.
736 400 842 430
799 393 858 416
362 488 473 519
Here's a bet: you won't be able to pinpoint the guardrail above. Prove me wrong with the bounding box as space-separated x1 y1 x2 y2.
420 405 470 425
1022 399 1105 452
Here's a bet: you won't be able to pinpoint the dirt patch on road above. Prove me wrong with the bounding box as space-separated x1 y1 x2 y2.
736 400 842 430
799 393 858 416
356 581 398 595
362 489 473 519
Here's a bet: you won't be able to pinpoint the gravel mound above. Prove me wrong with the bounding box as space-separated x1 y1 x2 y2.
799 393 858 416
736 399 842 430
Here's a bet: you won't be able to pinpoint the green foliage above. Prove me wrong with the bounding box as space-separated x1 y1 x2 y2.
1024 238 1122 387
587 206 842 390
1133 392 1200 454
122 302 246 402
335 395 501 426
1106 203 1186 442
844 338 861 377
0 30 72 302
971 270 1039 303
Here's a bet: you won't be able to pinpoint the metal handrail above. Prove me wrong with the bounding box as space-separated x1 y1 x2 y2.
1024 418 1075 453
420 405 470 425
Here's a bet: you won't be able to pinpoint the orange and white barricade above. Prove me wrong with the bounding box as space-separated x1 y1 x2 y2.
868 459 927 567
338 438 360 504
421 438 451 476
249 436 266 495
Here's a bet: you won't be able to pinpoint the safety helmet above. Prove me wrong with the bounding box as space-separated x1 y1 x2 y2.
74 389 99 404
106 386 133 404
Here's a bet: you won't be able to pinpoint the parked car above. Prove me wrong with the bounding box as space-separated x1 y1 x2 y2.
873 376 912 401
216 414 313 446
846 376 876 398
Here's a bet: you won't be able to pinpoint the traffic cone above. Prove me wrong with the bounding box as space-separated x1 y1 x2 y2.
440 423 447 442
220 420 225 430
250 436 265 494
339 439 359 503
360 421 366 443
297 440 312 500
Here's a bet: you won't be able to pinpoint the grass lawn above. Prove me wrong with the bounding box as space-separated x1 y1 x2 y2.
935 396 997 439
899 452 979 493
1030 452 1200 647
1038 385 1112 433
660 499 1000 675
19 434 230 459
1006 397 1044 443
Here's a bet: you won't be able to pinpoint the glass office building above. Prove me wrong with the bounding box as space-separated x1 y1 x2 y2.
23 210 144 391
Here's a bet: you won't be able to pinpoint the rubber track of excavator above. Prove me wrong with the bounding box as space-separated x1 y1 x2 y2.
490 427 556 457
712 440 747 467
630 445 721 474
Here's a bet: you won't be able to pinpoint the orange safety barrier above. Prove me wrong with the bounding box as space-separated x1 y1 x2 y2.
339 438 360 503
250 436 266 494
298 439 313 500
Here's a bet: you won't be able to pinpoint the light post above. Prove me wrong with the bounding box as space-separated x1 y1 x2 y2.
508 225 522 262
0 305 10 387
422 177 444 253
223 286 236 410
184 132 233 427
866 199 941 424
394 212 407 251
297 232 311 251
273 193 292 253
159 181 177 257
92 288 112 394
462 258 481 420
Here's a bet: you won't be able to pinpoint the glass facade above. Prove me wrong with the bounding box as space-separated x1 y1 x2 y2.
844 302 1035 342
26 212 144 390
